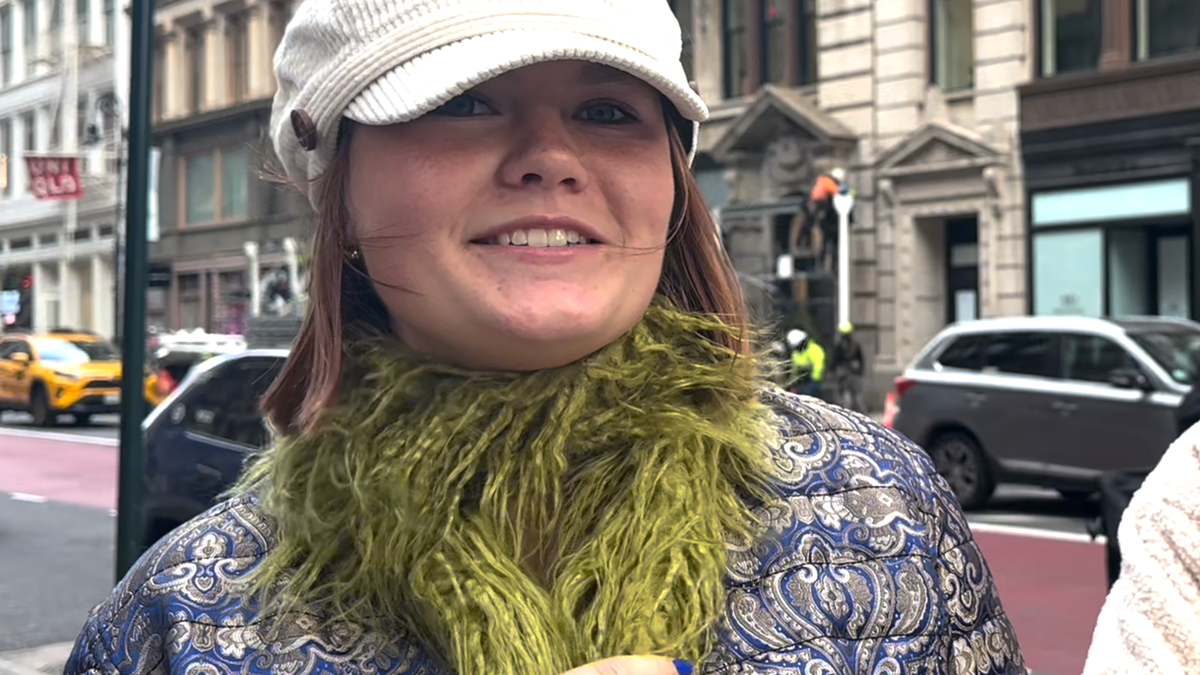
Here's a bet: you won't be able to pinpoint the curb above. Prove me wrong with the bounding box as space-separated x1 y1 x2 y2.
0 658 53 675
0 427 117 447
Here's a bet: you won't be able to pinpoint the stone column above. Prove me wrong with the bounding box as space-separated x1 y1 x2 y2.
90 253 105 335
32 261 47 331
163 30 184 118
246 3 272 99
11 114 26 195
11 0 25 83
204 15 226 110
58 257 76 329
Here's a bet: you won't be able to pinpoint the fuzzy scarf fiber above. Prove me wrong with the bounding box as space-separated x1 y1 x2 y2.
236 299 780 675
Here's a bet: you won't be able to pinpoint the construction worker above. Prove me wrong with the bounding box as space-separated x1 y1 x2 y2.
807 167 846 274
786 328 825 399
829 321 866 412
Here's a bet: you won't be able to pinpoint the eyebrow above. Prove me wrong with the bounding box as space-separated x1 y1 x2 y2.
577 63 644 86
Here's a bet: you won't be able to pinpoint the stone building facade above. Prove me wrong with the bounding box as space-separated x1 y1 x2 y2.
677 0 1034 400
148 0 308 334
0 0 129 337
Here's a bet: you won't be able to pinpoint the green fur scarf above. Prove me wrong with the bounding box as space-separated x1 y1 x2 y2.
236 299 780 675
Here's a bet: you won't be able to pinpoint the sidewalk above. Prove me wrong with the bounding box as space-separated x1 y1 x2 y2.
0 643 73 675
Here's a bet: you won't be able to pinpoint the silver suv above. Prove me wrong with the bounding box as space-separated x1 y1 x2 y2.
886 316 1200 509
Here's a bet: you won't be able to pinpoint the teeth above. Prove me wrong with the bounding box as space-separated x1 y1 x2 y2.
526 229 549 247
488 228 593 247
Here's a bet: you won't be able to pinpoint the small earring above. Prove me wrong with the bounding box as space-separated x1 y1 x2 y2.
346 247 362 261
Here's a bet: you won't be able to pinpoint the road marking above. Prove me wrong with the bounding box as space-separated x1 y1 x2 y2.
0 426 117 446
970 521 1105 545
9 492 48 503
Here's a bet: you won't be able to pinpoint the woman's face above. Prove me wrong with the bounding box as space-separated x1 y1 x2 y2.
346 60 675 371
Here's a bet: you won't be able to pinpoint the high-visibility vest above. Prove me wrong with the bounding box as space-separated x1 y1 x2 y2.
792 341 826 382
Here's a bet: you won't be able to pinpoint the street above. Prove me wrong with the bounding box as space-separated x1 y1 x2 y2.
0 420 1108 675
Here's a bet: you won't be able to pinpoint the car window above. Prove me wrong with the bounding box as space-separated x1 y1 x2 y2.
181 357 284 448
1062 334 1139 384
33 338 119 363
1128 329 1200 385
983 332 1059 378
1 339 31 359
936 334 987 371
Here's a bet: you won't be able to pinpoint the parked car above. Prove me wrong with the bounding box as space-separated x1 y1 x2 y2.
884 316 1200 509
140 349 287 549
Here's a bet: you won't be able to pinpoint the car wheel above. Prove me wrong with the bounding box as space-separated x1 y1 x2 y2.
928 432 995 510
30 386 55 427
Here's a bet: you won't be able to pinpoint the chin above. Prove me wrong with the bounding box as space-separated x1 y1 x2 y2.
492 303 615 344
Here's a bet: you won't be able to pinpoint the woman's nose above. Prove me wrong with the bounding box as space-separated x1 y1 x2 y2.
498 117 589 192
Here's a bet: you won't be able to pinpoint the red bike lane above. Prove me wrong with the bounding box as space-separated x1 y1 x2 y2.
974 526 1109 675
0 431 117 511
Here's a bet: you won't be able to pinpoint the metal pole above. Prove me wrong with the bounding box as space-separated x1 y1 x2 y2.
115 0 155 581
833 190 854 330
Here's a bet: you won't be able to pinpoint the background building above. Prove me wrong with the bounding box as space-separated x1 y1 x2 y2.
1020 0 1200 321
0 0 129 338
148 0 306 334
675 0 1034 403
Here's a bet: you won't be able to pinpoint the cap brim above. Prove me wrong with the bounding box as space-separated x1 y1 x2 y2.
343 28 707 159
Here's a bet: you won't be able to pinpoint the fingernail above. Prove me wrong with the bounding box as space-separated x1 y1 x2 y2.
673 659 694 675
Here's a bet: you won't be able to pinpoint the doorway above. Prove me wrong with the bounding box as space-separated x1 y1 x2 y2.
946 216 980 323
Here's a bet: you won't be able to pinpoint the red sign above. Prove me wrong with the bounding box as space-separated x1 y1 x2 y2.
25 156 84 201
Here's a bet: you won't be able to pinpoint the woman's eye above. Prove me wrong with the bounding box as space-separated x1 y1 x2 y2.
432 94 492 117
579 102 636 124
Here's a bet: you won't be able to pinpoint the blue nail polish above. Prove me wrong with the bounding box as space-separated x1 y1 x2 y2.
673 659 694 675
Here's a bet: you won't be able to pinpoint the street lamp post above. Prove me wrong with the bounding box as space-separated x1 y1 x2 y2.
115 0 157 581
832 187 855 331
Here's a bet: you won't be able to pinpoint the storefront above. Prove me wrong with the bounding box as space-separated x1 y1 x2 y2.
1021 105 1200 321
1029 177 1193 318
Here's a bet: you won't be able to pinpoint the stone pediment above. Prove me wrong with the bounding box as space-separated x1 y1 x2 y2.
876 122 1000 178
711 85 857 162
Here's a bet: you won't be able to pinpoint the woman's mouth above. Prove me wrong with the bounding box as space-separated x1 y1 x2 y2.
473 228 599 247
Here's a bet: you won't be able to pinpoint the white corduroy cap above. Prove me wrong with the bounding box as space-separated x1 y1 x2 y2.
271 0 709 206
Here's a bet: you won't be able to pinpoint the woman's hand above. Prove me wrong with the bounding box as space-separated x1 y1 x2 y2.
563 657 694 675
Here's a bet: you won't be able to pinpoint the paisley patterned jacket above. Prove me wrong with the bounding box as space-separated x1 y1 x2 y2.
65 392 1026 675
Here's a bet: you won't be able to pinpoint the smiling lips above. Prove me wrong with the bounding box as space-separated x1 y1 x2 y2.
488 228 597 247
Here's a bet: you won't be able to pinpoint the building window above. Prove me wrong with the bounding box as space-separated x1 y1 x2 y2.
186 25 205 114
761 0 817 87
184 152 216 224
22 0 35 75
668 0 694 79
49 0 61 55
221 145 249 220
932 0 974 91
225 12 249 102
182 146 252 225
1040 0 1102 77
103 0 114 46
723 0 748 98
1135 0 1200 61
78 0 89 45
0 6 12 88
178 273 202 329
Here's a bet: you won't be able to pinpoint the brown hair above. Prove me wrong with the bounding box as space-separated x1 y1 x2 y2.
262 109 751 436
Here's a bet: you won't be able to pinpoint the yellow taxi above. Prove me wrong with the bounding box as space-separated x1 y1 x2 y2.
0 329 153 426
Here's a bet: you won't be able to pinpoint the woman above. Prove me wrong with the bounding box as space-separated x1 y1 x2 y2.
1083 424 1200 674
66 1 1025 674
